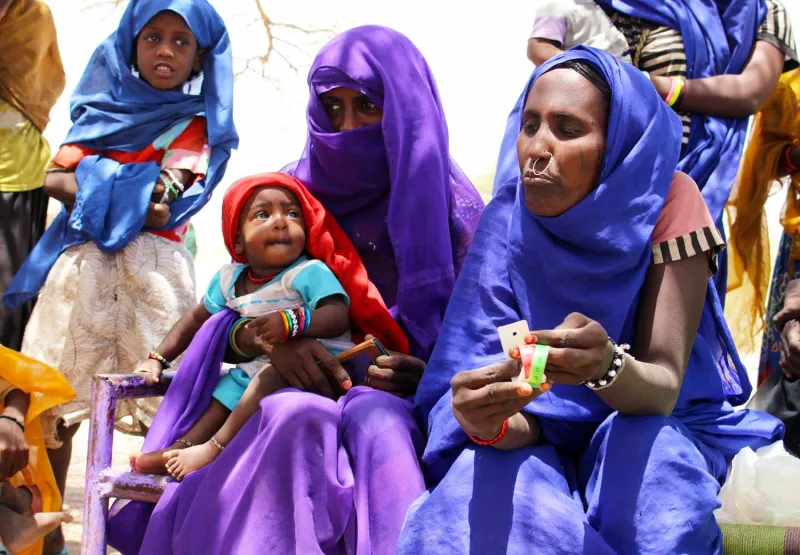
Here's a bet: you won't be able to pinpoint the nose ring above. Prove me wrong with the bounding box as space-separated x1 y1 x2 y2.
532 152 553 176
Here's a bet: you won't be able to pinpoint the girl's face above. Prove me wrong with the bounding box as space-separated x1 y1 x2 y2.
236 187 307 273
320 87 383 132
516 68 608 217
135 11 204 90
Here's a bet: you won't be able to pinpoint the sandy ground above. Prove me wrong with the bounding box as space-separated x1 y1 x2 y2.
62 425 144 554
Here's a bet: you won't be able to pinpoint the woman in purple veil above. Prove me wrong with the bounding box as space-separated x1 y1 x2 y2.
108 25 483 554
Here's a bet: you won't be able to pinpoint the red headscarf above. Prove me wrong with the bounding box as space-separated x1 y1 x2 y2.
221 172 410 354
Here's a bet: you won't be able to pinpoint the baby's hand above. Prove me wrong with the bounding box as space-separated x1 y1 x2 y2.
135 358 164 383
246 312 289 346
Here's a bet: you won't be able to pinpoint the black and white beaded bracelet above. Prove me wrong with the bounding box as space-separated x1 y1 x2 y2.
583 339 631 390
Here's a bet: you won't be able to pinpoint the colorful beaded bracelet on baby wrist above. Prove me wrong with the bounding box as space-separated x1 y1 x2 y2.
583 339 631 390
279 306 312 342
148 351 171 369
469 418 509 446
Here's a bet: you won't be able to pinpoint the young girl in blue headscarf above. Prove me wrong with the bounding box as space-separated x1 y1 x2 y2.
2 1 237 551
399 47 783 555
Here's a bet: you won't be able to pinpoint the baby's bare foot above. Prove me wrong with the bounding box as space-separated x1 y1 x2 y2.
164 441 222 481
131 441 188 474
0 506 73 553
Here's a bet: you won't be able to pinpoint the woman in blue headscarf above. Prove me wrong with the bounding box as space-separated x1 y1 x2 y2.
2 1 236 552
398 47 783 555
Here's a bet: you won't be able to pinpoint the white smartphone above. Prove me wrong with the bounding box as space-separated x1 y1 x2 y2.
497 320 531 360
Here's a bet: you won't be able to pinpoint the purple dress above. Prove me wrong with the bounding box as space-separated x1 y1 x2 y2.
108 25 483 554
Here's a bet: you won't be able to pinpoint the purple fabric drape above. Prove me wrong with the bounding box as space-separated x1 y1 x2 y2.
286 25 484 360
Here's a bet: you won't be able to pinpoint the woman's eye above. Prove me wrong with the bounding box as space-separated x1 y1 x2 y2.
522 122 539 135
359 98 378 112
255 211 269 220
176 38 188 47
145 34 159 43
560 127 580 137
287 210 301 219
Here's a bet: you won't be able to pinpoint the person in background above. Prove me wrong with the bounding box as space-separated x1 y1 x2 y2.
524 0 798 307
0 345 74 555
0 0 65 350
527 0 631 66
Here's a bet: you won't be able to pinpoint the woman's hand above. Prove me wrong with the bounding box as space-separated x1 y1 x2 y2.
0 415 29 480
269 338 352 399
524 312 613 386
780 319 800 379
451 359 547 441
363 335 425 397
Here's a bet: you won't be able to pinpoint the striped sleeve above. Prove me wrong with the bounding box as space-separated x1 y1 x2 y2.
652 226 725 273
758 0 799 72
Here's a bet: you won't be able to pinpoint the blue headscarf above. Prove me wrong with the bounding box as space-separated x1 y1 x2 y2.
593 0 767 223
4 0 237 310
416 48 775 480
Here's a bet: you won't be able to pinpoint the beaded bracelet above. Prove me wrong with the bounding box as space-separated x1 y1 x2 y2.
278 307 313 342
0 414 24 433
148 351 170 369
469 418 509 446
229 317 254 357
583 339 630 390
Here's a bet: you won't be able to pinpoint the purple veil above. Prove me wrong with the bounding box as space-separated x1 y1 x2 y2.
285 25 484 360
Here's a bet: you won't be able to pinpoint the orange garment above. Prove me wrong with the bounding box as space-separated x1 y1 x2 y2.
222 172 411 354
726 68 800 350
50 117 208 243
0 0 65 132
0 345 74 555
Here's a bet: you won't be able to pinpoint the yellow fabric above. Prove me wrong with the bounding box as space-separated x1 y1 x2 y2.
0 101 51 193
0 0 65 133
0 345 74 555
726 68 800 351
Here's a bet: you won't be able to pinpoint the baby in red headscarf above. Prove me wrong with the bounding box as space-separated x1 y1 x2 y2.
131 172 407 478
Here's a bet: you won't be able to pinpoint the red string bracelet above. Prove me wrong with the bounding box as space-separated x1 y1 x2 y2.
469 418 509 446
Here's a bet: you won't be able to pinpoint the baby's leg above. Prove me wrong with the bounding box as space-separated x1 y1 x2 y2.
165 365 288 480
0 505 72 553
131 400 230 474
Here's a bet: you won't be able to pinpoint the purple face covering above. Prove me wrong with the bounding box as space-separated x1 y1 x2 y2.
286 25 484 360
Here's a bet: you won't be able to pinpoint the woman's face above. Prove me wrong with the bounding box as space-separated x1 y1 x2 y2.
516 68 608 217
320 87 383 132
135 11 204 90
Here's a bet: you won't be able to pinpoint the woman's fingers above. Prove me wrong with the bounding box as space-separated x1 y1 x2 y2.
453 381 534 411
312 344 352 393
450 360 520 391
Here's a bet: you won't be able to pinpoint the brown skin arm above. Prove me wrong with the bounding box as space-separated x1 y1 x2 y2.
246 296 350 344
527 38 563 66
43 168 196 227
597 254 710 415
135 302 212 382
651 41 785 118
0 389 31 479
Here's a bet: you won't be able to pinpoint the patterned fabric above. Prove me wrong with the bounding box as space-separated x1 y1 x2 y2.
21 233 196 447
720 523 800 555
652 226 725 269
758 232 798 385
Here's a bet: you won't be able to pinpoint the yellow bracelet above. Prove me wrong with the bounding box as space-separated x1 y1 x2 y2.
229 317 253 357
